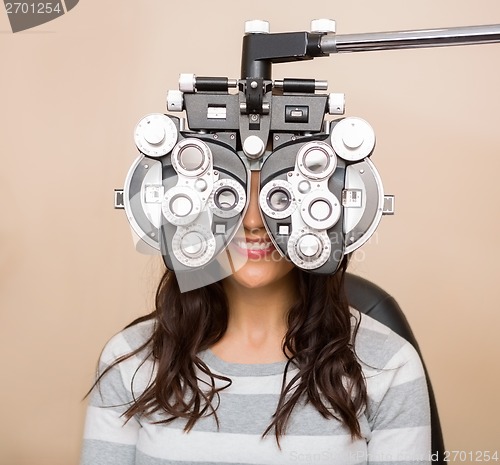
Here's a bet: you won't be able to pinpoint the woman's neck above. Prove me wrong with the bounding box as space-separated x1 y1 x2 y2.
213 271 298 363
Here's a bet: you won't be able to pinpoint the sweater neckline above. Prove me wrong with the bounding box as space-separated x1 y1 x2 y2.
199 349 298 377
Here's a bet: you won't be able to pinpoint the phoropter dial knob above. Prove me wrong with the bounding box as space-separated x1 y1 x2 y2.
330 117 375 162
287 228 331 270
134 114 178 157
297 234 323 259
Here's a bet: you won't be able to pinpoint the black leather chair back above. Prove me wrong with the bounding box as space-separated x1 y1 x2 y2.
345 273 445 463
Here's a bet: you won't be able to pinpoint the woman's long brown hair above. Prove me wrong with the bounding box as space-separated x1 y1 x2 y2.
91 257 367 444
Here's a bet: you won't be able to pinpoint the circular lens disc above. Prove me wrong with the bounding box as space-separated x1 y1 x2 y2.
297 142 337 180
172 139 211 177
309 199 332 221
215 187 238 210
300 191 341 230
287 228 331 270
208 179 246 219
170 195 193 217
180 231 206 257
259 180 296 220
162 186 201 226
304 148 329 173
297 233 321 257
172 224 216 267
267 188 291 212
179 145 204 171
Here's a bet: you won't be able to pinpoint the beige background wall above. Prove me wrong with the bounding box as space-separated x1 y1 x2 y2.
1 1 499 463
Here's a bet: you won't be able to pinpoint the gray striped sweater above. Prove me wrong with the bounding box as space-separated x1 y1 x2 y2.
80 310 431 464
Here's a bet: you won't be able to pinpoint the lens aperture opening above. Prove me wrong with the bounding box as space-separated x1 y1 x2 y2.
215 187 238 211
297 142 337 180
179 145 204 171
267 188 291 212
304 148 329 174
181 231 206 257
170 194 193 217
309 199 332 221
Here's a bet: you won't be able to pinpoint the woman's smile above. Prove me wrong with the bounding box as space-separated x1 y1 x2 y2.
230 236 275 259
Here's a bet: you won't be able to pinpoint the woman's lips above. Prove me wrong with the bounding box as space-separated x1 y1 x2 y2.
230 237 275 259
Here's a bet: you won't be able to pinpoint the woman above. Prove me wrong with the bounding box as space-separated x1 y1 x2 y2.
80 171 431 464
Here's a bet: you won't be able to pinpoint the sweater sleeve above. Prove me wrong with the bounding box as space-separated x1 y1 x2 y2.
364 333 432 465
80 328 151 465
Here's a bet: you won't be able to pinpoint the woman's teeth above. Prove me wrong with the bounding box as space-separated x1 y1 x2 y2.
236 240 272 251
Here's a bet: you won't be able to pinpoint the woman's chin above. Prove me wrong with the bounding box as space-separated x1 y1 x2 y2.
225 257 296 290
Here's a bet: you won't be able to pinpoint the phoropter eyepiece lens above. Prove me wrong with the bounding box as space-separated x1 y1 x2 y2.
179 145 205 171
297 142 337 180
303 148 329 174
180 231 206 257
309 199 332 221
215 187 238 211
171 139 211 177
169 194 193 217
267 188 291 212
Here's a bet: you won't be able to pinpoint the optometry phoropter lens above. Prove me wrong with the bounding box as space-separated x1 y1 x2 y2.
215 188 238 210
180 231 206 257
297 234 322 258
304 149 328 173
179 146 204 171
300 191 341 230
134 114 178 157
172 139 211 177
259 180 297 220
172 224 216 267
162 186 202 226
287 228 331 270
170 195 193 217
309 199 332 221
209 179 246 219
267 188 291 212
297 142 337 180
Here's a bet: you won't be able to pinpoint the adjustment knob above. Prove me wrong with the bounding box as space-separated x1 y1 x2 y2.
167 90 184 112
134 114 178 157
288 228 330 270
331 117 375 162
243 135 265 159
245 20 270 34
172 224 216 267
179 73 196 93
180 231 206 258
311 19 336 33
297 234 322 258
328 93 345 115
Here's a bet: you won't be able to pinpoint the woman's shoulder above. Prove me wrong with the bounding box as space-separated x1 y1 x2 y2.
90 319 156 408
99 318 155 366
350 308 424 372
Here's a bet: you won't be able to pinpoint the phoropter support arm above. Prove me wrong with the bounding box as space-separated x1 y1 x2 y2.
241 23 500 80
